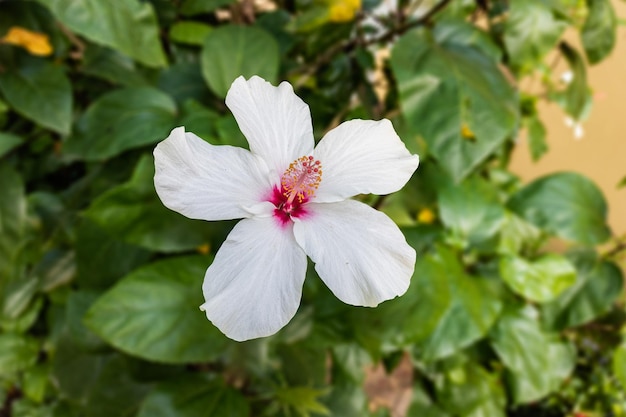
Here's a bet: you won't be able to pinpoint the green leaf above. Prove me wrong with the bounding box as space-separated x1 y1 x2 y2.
170 21 212 46
499 254 576 303
0 132 24 157
0 59 72 135
85 256 231 363
438 176 505 245
84 155 225 252
436 360 506 417
35 0 167 67
613 341 626 389
525 114 548 161
81 45 147 87
82 355 150 417
201 25 279 97
158 63 209 105
63 87 176 161
180 0 236 16
321 382 367 417
278 343 328 386
0 333 39 376
23 364 49 403
0 165 26 279
10 398 54 417
559 42 589 120
395 245 502 361
137 376 249 417
503 0 567 70
75 219 151 289
274 386 330 416
490 306 575 404
497 211 542 255
391 21 518 182
582 0 617 64
541 251 623 330
407 384 450 417
508 172 611 245
331 344 372 383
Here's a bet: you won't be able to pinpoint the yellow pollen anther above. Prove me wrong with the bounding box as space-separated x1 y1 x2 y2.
281 155 323 205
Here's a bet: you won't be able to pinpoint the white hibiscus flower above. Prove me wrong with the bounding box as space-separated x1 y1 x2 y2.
154 76 419 341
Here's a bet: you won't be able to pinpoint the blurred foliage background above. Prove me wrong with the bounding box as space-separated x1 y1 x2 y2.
1 0 626 416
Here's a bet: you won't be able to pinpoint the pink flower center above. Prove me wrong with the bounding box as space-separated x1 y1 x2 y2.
271 155 322 226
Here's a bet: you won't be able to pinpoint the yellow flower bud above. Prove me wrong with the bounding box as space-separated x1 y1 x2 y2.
417 208 436 224
1 26 53 56
197 243 211 255
461 123 477 142
329 0 361 22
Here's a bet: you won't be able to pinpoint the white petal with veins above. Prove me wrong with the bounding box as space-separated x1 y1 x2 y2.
226 76 315 178
313 119 419 202
154 127 273 221
293 199 415 307
200 217 307 341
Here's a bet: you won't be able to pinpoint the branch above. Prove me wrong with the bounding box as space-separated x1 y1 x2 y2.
603 237 626 260
290 0 453 87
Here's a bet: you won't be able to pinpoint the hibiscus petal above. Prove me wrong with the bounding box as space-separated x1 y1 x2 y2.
154 127 272 221
293 199 415 307
225 76 314 177
200 217 307 341
313 119 419 202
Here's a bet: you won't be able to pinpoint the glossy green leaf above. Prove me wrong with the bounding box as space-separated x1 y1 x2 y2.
582 0 617 64
84 155 223 252
52 292 116 403
321 382 367 417
503 0 566 70
22 364 49 403
499 254 576 303
137 376 249 417
63 87 176 161
541 251 623 330
398 245 502 361
391 21 518 181
75 219 151 289
278 343 328 386
170 21 212 45
613 341 626 389
490 306 575 404
508 172 611 245
497 211 542 255
201 25 279 97
10 398 54 417
85 256 231 363
179 0 236 16
275 386 330 416
81 45 147 87
35 0 167 67
438 176 505 245
0 333 39 376
559 42 589 120
407 384 450 417
82 355 150 417
0 132 24 157
0 60 72 135
436 361 506 417
0 165 26 279
158 63 209 105
525 114 548 161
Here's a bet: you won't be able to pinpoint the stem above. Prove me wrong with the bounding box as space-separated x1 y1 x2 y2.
290 0 453 87
603 237 626 260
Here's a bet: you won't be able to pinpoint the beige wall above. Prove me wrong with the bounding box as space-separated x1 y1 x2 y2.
510 2 626 236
